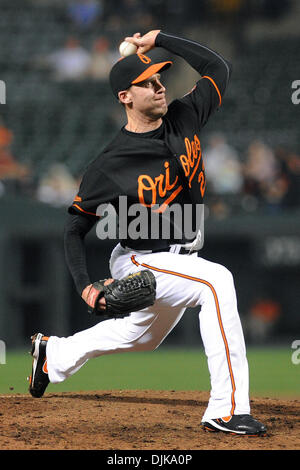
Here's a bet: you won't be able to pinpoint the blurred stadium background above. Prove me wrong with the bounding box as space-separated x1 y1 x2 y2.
0 0 300 379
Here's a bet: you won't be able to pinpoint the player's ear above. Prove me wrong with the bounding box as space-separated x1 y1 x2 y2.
118 89 132 105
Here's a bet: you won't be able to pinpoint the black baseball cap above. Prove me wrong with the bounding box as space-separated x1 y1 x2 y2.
109 53 173 99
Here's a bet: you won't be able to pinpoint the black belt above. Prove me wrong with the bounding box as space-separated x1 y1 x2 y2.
120 242 191 255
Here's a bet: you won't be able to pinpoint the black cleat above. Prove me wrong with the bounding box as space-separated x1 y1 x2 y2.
28 333 49 398
201 414 267 436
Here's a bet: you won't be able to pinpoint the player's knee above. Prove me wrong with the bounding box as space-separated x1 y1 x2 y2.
134 336 161 352
214 264 235 290
133 342 157 352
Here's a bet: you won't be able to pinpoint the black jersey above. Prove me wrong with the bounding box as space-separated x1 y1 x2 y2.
71 82 211 217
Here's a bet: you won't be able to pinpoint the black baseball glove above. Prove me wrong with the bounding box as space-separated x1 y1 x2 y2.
86 270 156 320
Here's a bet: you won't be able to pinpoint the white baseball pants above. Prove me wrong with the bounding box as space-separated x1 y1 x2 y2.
46 243 250 420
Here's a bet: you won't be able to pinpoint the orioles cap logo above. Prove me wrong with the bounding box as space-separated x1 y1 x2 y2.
138 54 151 64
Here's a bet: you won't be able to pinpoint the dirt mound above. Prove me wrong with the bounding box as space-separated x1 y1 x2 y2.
0 390 299 451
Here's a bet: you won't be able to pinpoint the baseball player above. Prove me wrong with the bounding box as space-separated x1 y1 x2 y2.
28 30 267 436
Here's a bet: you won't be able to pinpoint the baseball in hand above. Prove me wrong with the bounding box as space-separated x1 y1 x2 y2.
119 41 137 57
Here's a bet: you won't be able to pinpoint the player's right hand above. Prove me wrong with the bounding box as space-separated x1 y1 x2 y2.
125 30 161 55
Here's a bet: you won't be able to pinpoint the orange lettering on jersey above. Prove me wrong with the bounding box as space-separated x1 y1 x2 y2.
179 134 205 194
152 184 183 214
138 174 157 207
179 154 190 177
138 160 181 212
137 135 205 212
164 161 178 191
198 171 206 198
180 135 201 180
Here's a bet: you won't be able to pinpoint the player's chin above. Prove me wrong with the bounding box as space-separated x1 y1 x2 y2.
152 102 168 118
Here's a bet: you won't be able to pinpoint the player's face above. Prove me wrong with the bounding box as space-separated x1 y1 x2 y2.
128 73 168 119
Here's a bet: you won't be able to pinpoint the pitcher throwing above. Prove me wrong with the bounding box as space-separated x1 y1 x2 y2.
28 30 267 436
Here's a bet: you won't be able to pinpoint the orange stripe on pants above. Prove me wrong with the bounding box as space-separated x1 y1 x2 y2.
131 254 236 415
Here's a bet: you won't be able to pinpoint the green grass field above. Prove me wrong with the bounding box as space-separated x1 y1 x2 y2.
0 347 299 398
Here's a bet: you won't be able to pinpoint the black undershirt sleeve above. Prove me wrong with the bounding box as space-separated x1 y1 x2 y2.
156 31 233 127
64 212 97 296
155 31 232 97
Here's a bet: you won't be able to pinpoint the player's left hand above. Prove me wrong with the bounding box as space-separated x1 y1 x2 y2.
87 270 157 320
125 30 161 55
82 279 114 311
